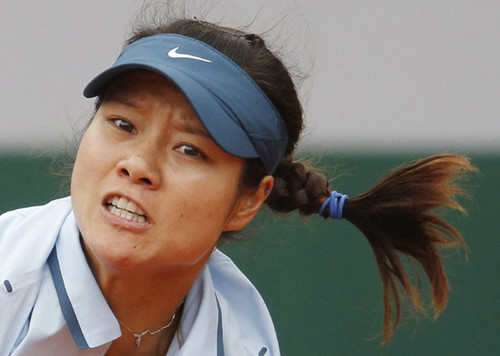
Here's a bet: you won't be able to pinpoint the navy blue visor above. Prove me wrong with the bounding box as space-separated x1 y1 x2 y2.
83 34 288 173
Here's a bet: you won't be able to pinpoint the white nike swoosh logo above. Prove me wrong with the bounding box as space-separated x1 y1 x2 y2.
167 47 212 63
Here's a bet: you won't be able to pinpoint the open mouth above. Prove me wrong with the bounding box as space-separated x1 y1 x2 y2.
105 195 148 223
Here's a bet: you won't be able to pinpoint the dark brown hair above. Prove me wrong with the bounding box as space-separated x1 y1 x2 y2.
122 17 476 343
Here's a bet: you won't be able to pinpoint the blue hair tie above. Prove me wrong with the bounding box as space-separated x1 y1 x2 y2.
319 191 348 220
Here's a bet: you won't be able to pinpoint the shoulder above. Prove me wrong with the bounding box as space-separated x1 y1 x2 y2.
208 249 256 295
0 197 73 353
208 249 281 355
0 197 72 236
0 205 42 229
0 197 73 273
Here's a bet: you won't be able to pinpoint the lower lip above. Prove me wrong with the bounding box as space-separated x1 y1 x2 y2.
100 204 151 231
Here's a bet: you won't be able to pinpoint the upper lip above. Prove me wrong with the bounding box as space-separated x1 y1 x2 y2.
102 192 151 222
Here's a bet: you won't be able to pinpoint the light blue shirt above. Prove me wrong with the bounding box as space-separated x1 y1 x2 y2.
0 198 280 355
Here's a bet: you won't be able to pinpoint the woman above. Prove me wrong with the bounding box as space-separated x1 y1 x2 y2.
0 17 475 355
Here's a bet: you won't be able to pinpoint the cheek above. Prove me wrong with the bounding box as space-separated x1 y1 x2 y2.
191 177 241 226
72 128 110 188
166 171 240 230
72 135 89 196
71 129 110 218
174 191 232 224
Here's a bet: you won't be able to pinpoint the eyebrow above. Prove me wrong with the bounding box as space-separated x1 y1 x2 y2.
178 115 211 138
104 89 212 139
104 90 142 109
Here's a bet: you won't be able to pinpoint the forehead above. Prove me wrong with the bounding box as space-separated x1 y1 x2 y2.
104 70 186 103
102 70 210 134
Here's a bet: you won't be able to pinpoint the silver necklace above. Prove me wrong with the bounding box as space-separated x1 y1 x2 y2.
117 312 176 347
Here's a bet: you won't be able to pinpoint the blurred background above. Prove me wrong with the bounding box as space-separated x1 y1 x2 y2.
1 1 498 354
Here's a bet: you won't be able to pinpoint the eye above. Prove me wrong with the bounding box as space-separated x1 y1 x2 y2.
111 118 137 134
175 144 206 159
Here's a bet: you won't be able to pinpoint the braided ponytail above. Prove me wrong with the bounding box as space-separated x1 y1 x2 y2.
266 154 329 215
266 153 476 342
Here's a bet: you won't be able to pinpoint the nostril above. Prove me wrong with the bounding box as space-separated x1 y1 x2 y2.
118 165 155 186
120 168 130 177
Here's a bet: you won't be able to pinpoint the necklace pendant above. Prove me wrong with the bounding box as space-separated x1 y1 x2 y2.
134 335 142 347
117 309 177 349
133 331 148 348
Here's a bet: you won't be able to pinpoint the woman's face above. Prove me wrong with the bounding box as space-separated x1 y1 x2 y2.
71 71 263 273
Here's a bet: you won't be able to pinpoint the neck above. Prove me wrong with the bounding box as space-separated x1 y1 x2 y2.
85 252 211 355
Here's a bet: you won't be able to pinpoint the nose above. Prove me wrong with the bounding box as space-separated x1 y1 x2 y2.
116 152 161 189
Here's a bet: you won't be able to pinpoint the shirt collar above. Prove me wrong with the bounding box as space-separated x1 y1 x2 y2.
50 211 121 349
171 263 219 355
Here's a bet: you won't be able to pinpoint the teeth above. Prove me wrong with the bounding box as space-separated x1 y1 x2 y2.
117 197 128 209
126 200 137 213
107 195 147 222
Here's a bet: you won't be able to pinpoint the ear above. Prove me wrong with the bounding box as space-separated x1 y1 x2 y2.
223 175 274 232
